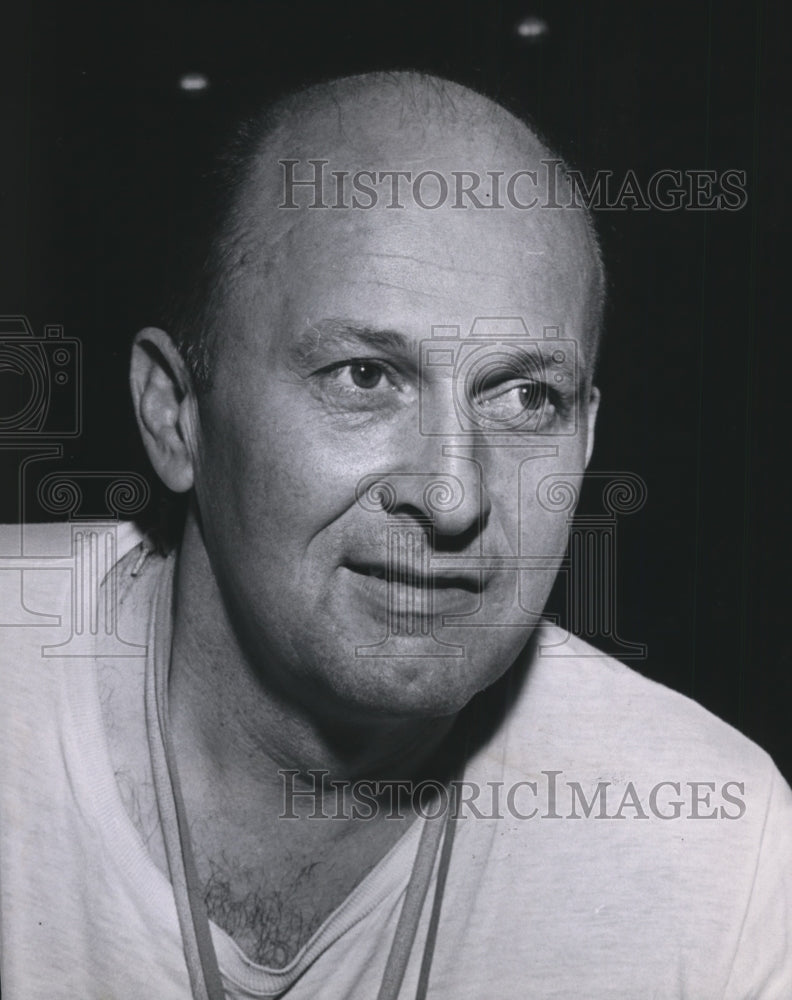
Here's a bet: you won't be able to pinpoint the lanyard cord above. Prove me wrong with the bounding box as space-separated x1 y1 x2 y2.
376 794 456 1000
144 553 458 1000
413 795 458 1000
377 784 459 1000
145 553 226 1000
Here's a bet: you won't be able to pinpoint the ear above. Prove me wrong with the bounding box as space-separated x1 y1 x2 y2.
130 327 199 493
584 385 600 468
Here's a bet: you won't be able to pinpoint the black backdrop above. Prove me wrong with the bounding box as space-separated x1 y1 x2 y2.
2 0 790 782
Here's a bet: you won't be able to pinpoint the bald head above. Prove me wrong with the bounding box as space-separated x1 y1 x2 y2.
169 71 605 389
136 72 604 701
265 71 547 160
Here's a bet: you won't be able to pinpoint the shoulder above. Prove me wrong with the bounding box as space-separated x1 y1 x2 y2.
498 625 783 792
0 519 147 666
0 519 145 559
459 628 792 997
476 626 792 874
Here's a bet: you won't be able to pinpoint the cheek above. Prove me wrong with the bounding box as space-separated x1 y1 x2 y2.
489 442 589 562
200 428 329 546
489 438 587 514
195 393 385 554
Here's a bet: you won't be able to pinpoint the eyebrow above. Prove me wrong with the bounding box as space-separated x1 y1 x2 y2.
517 343 584 385
288 319 417 367
288 318 589 387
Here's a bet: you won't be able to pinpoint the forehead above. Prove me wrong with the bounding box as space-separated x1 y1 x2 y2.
228 211 597 381
297 210 582 320
225 100 599 367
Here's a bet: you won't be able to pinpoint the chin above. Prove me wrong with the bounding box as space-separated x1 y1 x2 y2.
315 633 527 723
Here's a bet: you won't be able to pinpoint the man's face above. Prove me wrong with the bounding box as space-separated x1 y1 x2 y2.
190 143 599 725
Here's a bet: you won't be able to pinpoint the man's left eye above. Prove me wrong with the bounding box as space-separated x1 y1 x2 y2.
477 380 549 420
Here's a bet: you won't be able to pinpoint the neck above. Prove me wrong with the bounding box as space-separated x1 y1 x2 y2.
167 513 459 802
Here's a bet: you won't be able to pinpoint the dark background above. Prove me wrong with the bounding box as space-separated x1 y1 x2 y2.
2 0 790 781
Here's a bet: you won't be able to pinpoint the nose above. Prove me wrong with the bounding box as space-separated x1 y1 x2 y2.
356 446 491 539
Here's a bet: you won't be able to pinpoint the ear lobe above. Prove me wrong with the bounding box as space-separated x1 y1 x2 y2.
130 327 198 494
584 385 601 468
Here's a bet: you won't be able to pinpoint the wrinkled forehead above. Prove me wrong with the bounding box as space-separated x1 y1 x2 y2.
227 85 601 364
280 207 590 327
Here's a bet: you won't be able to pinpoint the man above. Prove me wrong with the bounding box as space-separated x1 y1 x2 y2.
1 71 790 998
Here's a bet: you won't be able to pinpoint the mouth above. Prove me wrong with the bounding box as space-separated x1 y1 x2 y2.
341 559 486 621
345 561 483 593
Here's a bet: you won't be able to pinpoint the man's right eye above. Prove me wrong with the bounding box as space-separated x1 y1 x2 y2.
323 360 395 393
346 362 386 389
311 359 412 411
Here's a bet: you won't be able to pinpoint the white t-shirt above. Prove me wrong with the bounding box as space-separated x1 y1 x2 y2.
1 521 791 998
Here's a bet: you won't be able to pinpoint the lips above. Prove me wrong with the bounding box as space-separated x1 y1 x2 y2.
345 561 483 592
341 558 486 622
